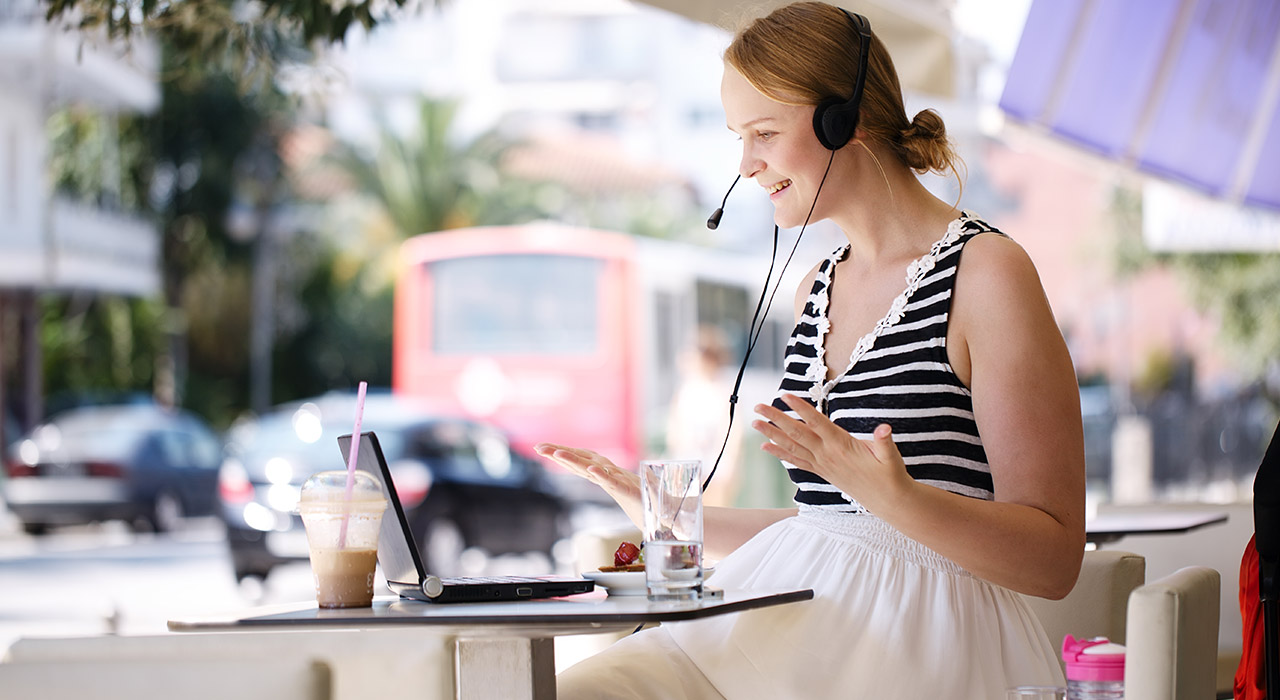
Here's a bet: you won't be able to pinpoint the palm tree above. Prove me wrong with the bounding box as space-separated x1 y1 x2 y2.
328 98 555 239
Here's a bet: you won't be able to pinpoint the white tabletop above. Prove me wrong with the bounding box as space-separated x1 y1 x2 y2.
169 587 815 637
1085 510 1228 544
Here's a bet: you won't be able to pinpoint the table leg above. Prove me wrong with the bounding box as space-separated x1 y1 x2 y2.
455 637 556 700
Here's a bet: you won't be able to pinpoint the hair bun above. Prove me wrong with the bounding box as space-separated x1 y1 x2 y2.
896 109 951 173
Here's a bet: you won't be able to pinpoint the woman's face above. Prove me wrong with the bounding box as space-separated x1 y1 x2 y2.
721 66 838 229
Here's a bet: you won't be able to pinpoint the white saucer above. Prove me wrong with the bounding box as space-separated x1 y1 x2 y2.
581 568 715 596
581 570 646 596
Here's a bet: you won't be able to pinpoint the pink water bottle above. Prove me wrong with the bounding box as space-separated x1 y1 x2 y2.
1061 635 1125 699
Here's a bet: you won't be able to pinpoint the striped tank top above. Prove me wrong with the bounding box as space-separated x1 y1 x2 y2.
773 212 1001 512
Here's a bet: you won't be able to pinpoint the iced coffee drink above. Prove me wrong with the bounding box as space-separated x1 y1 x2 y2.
297 470 386 608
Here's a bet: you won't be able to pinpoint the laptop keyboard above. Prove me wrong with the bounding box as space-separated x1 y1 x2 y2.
440 576 548 585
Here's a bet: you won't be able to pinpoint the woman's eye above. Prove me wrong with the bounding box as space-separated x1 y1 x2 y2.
758 132 775 141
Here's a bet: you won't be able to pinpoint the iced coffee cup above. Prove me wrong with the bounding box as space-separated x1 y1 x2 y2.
297 470 386 608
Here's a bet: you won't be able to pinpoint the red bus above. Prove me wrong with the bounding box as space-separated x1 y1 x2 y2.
393 223 798 474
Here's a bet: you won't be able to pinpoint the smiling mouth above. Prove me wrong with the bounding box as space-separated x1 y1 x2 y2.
768 179 792 196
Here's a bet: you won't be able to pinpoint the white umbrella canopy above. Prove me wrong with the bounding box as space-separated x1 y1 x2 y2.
632 0 957 98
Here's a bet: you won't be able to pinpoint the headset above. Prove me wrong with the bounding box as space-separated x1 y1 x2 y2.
697 8 873 494
813 9 873 151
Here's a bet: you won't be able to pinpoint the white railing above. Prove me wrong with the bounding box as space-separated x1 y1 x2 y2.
49 196 161 296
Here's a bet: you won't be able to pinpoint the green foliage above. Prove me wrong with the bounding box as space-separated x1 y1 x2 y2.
1107 184 1280 388
47 109 151 211
324 99 557 238
1167 252 1280 380
271 243 394 398
44 0 421 93
39 296 168 401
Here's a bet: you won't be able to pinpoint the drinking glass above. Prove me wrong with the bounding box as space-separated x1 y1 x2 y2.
640 460 703 600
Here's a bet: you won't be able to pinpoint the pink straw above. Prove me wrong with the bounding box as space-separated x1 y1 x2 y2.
337 381 368 549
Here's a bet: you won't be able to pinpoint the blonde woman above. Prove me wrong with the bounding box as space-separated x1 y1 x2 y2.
538 3 1084 696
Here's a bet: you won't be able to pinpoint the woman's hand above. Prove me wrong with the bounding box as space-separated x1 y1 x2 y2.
751 394 914 514
534 443 643 527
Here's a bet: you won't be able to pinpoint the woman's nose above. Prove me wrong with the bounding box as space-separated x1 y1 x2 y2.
738 145 763 180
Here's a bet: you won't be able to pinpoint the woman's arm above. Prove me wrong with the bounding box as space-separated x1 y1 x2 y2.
534 444 797 560
753 235 1085 599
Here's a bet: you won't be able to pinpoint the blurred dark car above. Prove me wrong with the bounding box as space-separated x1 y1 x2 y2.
2 404 223 534
3 405 18 450
219 392 571 582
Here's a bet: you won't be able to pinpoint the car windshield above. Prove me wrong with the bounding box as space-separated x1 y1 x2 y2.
31 426 143 461
231 414 409 467
29 407 178 461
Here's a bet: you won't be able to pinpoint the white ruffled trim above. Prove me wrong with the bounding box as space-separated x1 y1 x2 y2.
807 214 969 408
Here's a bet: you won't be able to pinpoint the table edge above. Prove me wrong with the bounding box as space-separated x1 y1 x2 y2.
169 589 815 631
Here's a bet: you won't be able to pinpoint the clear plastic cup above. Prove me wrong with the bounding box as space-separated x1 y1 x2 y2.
297 470 387 608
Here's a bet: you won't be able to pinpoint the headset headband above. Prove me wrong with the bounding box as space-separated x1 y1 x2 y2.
812 9 872 151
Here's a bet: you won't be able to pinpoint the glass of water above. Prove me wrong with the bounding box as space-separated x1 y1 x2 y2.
640 460 703 601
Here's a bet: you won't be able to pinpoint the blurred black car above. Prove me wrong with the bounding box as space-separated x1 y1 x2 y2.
2 404 223 534
219 392 571 582
3 405 18 450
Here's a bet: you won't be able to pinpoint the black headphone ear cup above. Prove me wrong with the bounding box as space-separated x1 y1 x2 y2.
813 96 857 151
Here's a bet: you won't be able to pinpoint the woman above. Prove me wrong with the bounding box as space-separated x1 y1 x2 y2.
537 3 1085 697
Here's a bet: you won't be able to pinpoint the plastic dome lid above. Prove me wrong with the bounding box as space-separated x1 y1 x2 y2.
298 470 386 512
1061 635 1125 682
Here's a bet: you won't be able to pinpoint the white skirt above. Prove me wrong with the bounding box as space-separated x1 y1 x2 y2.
559 508 1064 700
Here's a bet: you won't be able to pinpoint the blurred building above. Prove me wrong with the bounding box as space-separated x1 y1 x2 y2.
0 0 159 440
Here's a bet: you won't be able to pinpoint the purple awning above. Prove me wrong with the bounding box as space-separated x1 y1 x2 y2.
999 0 1280 211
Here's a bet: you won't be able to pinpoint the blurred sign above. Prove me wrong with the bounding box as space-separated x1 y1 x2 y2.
1000 0 1280 213
1143 180 1280 252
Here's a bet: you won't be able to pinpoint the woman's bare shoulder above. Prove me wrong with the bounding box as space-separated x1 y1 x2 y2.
954 231 1046 305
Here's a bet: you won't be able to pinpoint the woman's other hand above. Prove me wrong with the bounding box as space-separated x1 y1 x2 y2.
751 394 914 514
534 443 643 527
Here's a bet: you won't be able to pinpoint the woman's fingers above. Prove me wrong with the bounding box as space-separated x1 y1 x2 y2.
751 397 823 456
778 393 847 442
867 423 897 464
535 442 634 487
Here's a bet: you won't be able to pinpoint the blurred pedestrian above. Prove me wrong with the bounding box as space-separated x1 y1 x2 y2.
664 325 742 507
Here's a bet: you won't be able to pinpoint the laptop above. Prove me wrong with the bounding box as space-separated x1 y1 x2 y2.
337 431 595 603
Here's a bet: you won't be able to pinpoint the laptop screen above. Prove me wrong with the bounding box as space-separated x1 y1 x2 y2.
337 432 424 587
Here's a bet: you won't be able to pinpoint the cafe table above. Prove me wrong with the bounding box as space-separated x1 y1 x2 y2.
169 587 814 700
1085 509 1228 546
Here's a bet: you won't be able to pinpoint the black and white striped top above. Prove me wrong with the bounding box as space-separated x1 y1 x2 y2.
774 213 1001 512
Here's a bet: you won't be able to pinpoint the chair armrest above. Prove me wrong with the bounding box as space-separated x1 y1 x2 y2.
1124 565 1221 700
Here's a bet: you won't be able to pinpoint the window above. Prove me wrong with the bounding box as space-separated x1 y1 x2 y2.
431 254 602 355
416 422 514 481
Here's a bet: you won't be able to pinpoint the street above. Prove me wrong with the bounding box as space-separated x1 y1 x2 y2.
0 517 299 653
0 503 631 664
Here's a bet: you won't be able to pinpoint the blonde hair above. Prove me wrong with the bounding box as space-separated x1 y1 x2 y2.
725 2 962 181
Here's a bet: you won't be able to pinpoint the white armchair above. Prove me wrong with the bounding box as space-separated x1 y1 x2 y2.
2 628 455 700
1022 549 1146 658
0 656 332 700
1124 565 1221 700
